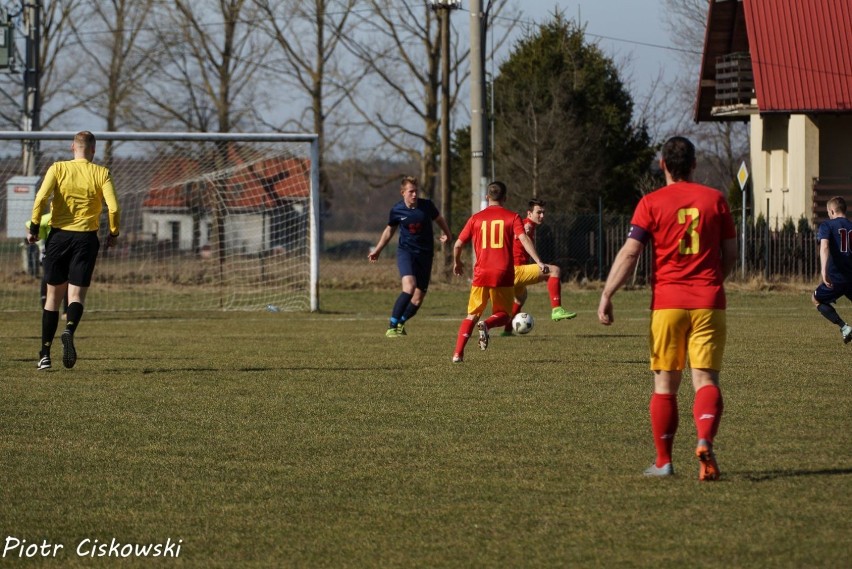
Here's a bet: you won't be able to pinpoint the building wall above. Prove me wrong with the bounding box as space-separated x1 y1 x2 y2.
141 211 271 254
751 113 852 228
751 113 819 227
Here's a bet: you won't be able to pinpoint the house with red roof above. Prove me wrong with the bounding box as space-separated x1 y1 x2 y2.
141 148 310 254
695 0 852 227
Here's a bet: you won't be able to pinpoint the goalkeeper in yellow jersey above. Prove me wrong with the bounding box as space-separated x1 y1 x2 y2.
28 131 121 370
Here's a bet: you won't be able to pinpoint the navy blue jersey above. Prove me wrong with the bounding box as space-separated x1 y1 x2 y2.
817 216 852 285
387 198 439 255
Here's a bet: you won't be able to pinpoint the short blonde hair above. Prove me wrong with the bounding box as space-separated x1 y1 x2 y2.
400 176 418 191
828 196 847 214
74 131 96 150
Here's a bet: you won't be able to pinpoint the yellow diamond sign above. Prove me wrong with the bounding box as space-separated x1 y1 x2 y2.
737 162 749 190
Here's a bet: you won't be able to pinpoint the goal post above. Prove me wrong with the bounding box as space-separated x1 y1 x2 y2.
0 131 320 312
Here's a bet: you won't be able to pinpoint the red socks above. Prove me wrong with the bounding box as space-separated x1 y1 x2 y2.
454 319 476 357
693 384 724 442
649 385 723 467
483 312 508 330
650 393 679 467
547 276 561 307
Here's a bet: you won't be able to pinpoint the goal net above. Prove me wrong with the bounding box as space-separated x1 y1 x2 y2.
0 131 319 312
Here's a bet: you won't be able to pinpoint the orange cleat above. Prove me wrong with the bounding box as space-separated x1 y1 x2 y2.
696 440 720 481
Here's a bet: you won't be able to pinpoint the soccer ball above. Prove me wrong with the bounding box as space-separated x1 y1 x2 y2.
512 312 535 335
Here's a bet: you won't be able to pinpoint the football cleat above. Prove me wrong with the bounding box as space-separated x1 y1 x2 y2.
61 330 77 369
452 353 463 363
842 324 852 344
385 327 400 338
551 306 577 321
396 323 407 336
643 463 674 477
477 321 489 351
37 355 51 370
696 440 720 481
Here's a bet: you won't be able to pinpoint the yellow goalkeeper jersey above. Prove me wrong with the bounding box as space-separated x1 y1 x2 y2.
31 158 120 235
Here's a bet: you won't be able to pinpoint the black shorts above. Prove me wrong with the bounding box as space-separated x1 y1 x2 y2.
43 229 101 287
396 249 434 292
814 282 852 305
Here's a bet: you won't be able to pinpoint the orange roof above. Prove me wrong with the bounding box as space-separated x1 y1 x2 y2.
142 149 310 210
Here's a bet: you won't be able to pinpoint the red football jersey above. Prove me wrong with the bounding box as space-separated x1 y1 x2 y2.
630 181 736 309
458 205 524 287
512 217 537 266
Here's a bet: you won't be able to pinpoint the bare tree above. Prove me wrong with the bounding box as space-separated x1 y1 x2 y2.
251 0 364 215
0 0 84 130
341 1 469 198
140 0 271 133
70 0 162 164
662 0 749 195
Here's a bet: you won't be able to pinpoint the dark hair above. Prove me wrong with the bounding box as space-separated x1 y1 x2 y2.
661 136 695 181
528 199 545 210
828 196 848 214
487 181 507 202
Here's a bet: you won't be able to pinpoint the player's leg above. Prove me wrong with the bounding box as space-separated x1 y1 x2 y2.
645 309 689 476
387 251 416 337
37 231 70 369
504 265 537 335
37 282 67 370
478 287 513 349
398 255 433 333
500 282 527 336
453 287 487 362
687 309 726 481
60 232 100 369
541 264 577 321
813 285 851 342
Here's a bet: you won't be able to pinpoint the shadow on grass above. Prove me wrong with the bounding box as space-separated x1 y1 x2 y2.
738 467 852 481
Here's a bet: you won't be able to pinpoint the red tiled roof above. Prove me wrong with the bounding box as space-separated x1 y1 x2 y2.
142 151 310 210
695 0 852 120
744 0 852 112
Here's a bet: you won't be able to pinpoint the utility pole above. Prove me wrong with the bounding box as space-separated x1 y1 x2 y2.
469 0 486 214
22 0 40 176
430 0 460 272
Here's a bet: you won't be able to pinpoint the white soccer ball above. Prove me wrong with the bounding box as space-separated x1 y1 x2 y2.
512 312 535 335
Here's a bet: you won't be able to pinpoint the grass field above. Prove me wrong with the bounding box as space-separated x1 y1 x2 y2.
1 287 850 567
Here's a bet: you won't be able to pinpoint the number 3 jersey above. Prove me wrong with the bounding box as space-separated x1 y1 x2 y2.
628 181 736 310
458 205 525 287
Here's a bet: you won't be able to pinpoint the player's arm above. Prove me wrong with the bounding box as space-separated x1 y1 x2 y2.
517 233 545 272
28 167 56 244
434 214 452 243
598 236 645 325
721 237 737 280
102 173 121 247
452 237 466 276
368 225 397 262
820 238 832 287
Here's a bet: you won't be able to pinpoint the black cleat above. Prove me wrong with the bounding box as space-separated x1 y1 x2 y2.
61 330 77 369
37 355 51 370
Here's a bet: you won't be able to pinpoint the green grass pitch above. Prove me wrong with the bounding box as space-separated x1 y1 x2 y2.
1 288 850 567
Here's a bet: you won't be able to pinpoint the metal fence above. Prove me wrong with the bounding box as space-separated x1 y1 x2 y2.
540 213 819 283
